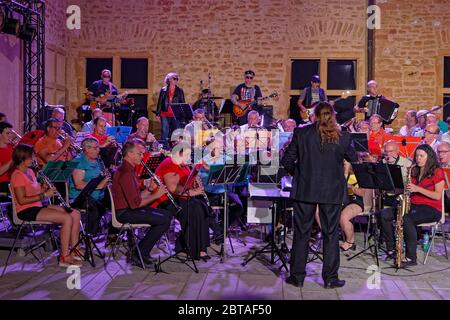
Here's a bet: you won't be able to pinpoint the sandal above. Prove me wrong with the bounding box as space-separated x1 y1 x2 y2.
59 254 82 267
340 241 356 252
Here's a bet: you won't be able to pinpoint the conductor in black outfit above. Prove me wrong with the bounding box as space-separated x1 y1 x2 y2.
281 102 357 289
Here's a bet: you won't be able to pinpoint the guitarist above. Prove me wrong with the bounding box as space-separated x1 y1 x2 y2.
231 70 263 126
87 69 128 124
298 75 333 124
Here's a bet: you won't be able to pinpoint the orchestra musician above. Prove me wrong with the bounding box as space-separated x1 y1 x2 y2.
369 114 392 150
82 108 110 133
437 141 450 168
10 144 82 267
0 121 14 199
231 70 263 126
153 142 212 261
87 69 128 125
192 89 219 123
34 118 74 167
155 72 186 150
421 124 440 151
439 117 450 144
354 80 385 122
127 117 156 146
0 112 6 122
399 110 421 137
69 137 111 236
382 144 444 267
90 116 118 168
38 107 74 137
339 161 369 252
297 75 333 124
282 102 357 289
282 119 297 133
111 138 173 268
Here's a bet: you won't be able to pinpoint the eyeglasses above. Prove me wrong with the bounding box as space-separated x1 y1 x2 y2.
425 130 438 134
245 76 254 79
102 75 111 79
437 150 450 154
50 126 62 129
172 77 179 81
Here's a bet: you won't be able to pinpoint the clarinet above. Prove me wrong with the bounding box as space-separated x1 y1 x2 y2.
32 161 73 213
140 160 182 213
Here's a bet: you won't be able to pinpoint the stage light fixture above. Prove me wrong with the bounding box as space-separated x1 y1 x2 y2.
1 9 20 36
0 7 5 31
18 23 36 41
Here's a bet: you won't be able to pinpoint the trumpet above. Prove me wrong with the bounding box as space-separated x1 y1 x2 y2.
31 160 73 213
59 132 82 154
10 129 22 146
140 160 182 213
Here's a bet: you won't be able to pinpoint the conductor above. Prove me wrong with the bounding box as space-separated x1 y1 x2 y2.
281 102 357 289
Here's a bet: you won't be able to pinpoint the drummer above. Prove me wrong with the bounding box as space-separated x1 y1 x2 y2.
192 89 220 123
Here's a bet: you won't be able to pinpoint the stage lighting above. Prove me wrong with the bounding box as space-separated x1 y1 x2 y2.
1 10 20 36
18 23 36 41
0 7 5 31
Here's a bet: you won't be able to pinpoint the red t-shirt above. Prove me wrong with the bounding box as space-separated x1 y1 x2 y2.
90 132 108 146
410 168 444 212
0 144 14 183
151 157 189 208
160 87 175 118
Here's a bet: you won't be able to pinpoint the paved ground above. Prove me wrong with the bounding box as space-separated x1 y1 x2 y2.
0 226 449 300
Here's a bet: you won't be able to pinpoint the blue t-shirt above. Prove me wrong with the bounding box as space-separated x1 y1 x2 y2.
69 153 104 201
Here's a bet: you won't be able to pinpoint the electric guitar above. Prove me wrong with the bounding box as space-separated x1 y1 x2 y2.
300 90 351 122
233 92 278 118
89 89 137 110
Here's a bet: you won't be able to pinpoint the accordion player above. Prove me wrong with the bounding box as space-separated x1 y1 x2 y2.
358 94 399 124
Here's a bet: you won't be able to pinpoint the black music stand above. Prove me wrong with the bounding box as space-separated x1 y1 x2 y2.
241 186 289 272
208 163 249 262
171 103 193 128
350 133 369 153
155 165 200 274
70 174 107 268
220 99 234 127
347 162 403 267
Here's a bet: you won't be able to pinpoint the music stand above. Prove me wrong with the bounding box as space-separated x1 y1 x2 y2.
70 174 106 267
350 133 369 153
106 126 132 144
220 99 234 127
347 162 403 267
390 136 421 159
171 103 193 128
42 160 79 183
208 163 249 262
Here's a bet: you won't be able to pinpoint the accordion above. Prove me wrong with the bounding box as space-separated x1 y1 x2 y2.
366 96 399 123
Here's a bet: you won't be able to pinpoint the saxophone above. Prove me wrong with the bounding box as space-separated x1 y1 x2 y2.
395 166 412 268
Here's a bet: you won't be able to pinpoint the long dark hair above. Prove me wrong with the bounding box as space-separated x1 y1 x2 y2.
411 144 440 182
314 102 340 145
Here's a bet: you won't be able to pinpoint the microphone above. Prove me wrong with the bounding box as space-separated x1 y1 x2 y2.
401 138 407 147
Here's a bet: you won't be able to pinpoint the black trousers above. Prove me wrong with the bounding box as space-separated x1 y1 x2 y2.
116 207 173 257
72 196 109 235
290 201 341 283
380 204 441 261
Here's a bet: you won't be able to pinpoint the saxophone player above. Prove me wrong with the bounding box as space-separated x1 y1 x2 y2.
381 144 444 267
10 144 82 267
69 137 111 236
379 140 412 260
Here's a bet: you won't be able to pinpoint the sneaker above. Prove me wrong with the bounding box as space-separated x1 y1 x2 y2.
59 254 82 267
